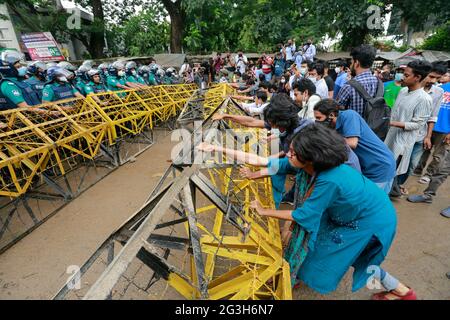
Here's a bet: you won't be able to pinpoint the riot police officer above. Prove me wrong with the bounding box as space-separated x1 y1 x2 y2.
0 51 41 110
125 61 147 88
42 66 83 102
84 69 107 95
25 61 47 101
74 65 91 96
106 61 133 92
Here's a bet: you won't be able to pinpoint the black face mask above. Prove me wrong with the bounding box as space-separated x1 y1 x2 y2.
317 117 333 128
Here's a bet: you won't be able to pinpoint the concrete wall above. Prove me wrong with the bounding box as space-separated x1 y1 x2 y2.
0 4 21 50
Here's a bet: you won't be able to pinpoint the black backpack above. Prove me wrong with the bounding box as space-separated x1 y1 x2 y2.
348 79 391 141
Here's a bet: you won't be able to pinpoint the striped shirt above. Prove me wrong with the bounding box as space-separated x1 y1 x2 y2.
336 70 379 115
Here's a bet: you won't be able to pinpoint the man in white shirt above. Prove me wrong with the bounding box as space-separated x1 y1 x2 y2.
282 39 296 69
293 78 321 120
302 39 316 63
234 51 248 75
307 62 329 99
241 91 269 117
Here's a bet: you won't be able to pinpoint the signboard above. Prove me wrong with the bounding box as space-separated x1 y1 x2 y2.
20 32 65 62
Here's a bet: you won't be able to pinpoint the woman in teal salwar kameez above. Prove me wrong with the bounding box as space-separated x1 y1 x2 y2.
198 123 416 300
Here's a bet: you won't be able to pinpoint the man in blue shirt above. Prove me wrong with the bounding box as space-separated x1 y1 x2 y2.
333 61 348 99
408 82 450 217
314 99 396 193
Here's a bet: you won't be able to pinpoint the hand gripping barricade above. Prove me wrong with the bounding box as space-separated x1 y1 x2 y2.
54 91 296 300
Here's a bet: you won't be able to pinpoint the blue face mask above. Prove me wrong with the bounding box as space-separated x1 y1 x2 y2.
394 73 403 82
17 66 27 77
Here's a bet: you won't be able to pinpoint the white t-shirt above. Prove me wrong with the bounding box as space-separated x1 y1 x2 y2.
234 55 248 74
315 78 329 99
242 102 269 116
289 74 301 100
298 94 321 120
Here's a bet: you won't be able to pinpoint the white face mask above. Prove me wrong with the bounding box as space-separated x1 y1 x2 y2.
335 67 341 74
57 76 68 82
307 76 317 84
281 78 286 83
132 70 137 75
118 70 125 77
300 67 307 76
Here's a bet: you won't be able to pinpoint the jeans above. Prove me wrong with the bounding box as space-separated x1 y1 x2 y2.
415 132 448 178
397 141 424 185
424 149 450 197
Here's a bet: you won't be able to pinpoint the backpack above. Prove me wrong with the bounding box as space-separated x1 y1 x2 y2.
348 79 391 141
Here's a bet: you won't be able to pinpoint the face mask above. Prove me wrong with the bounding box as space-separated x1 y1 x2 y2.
307 76 317 84
132 70 137 76
281 78 286 84
335 67 341 74
17 66 27 77
57 76 68 83
317 118 333 128
118 70 125 77
300 68 307 76
394 73 403 82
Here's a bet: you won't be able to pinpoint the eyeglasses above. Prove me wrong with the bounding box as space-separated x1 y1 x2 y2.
287 148 297 158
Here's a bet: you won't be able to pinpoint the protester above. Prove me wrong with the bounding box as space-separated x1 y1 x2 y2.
307 62 329 99
407 145 449 217
384 65 406 108
384 60 433 196
283 39 296 69
396 61 446 190
292 78 321 120
302 38 316 63
323 62 335 98
415 81 450 184
197 124 415 300
333 61 348 99
336 44 379 116
314 99 396 193
240 91 269 117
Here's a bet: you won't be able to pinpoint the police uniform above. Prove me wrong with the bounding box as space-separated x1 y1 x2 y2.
126 74 146 85
0 76 40 110
106 75 127 91
42 82 80 102
74 78 89 96
84 81 107 95
25 75 46 101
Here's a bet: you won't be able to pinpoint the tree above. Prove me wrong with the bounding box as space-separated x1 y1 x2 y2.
387 0 450 46
421 22 450 51
160 0 185 53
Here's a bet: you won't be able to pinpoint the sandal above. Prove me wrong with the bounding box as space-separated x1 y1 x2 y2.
372 288 417 300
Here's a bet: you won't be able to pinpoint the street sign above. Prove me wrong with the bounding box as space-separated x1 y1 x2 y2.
20 32 65 61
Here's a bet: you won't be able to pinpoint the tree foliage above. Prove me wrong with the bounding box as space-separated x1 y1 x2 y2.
420 22 450 51
1 0 449 58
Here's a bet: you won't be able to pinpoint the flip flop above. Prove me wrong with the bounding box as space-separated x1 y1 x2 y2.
372 289 417 300
440 206 450 218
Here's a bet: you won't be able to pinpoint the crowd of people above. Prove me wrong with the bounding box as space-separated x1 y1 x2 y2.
198 43 449 299
1 42 449 299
